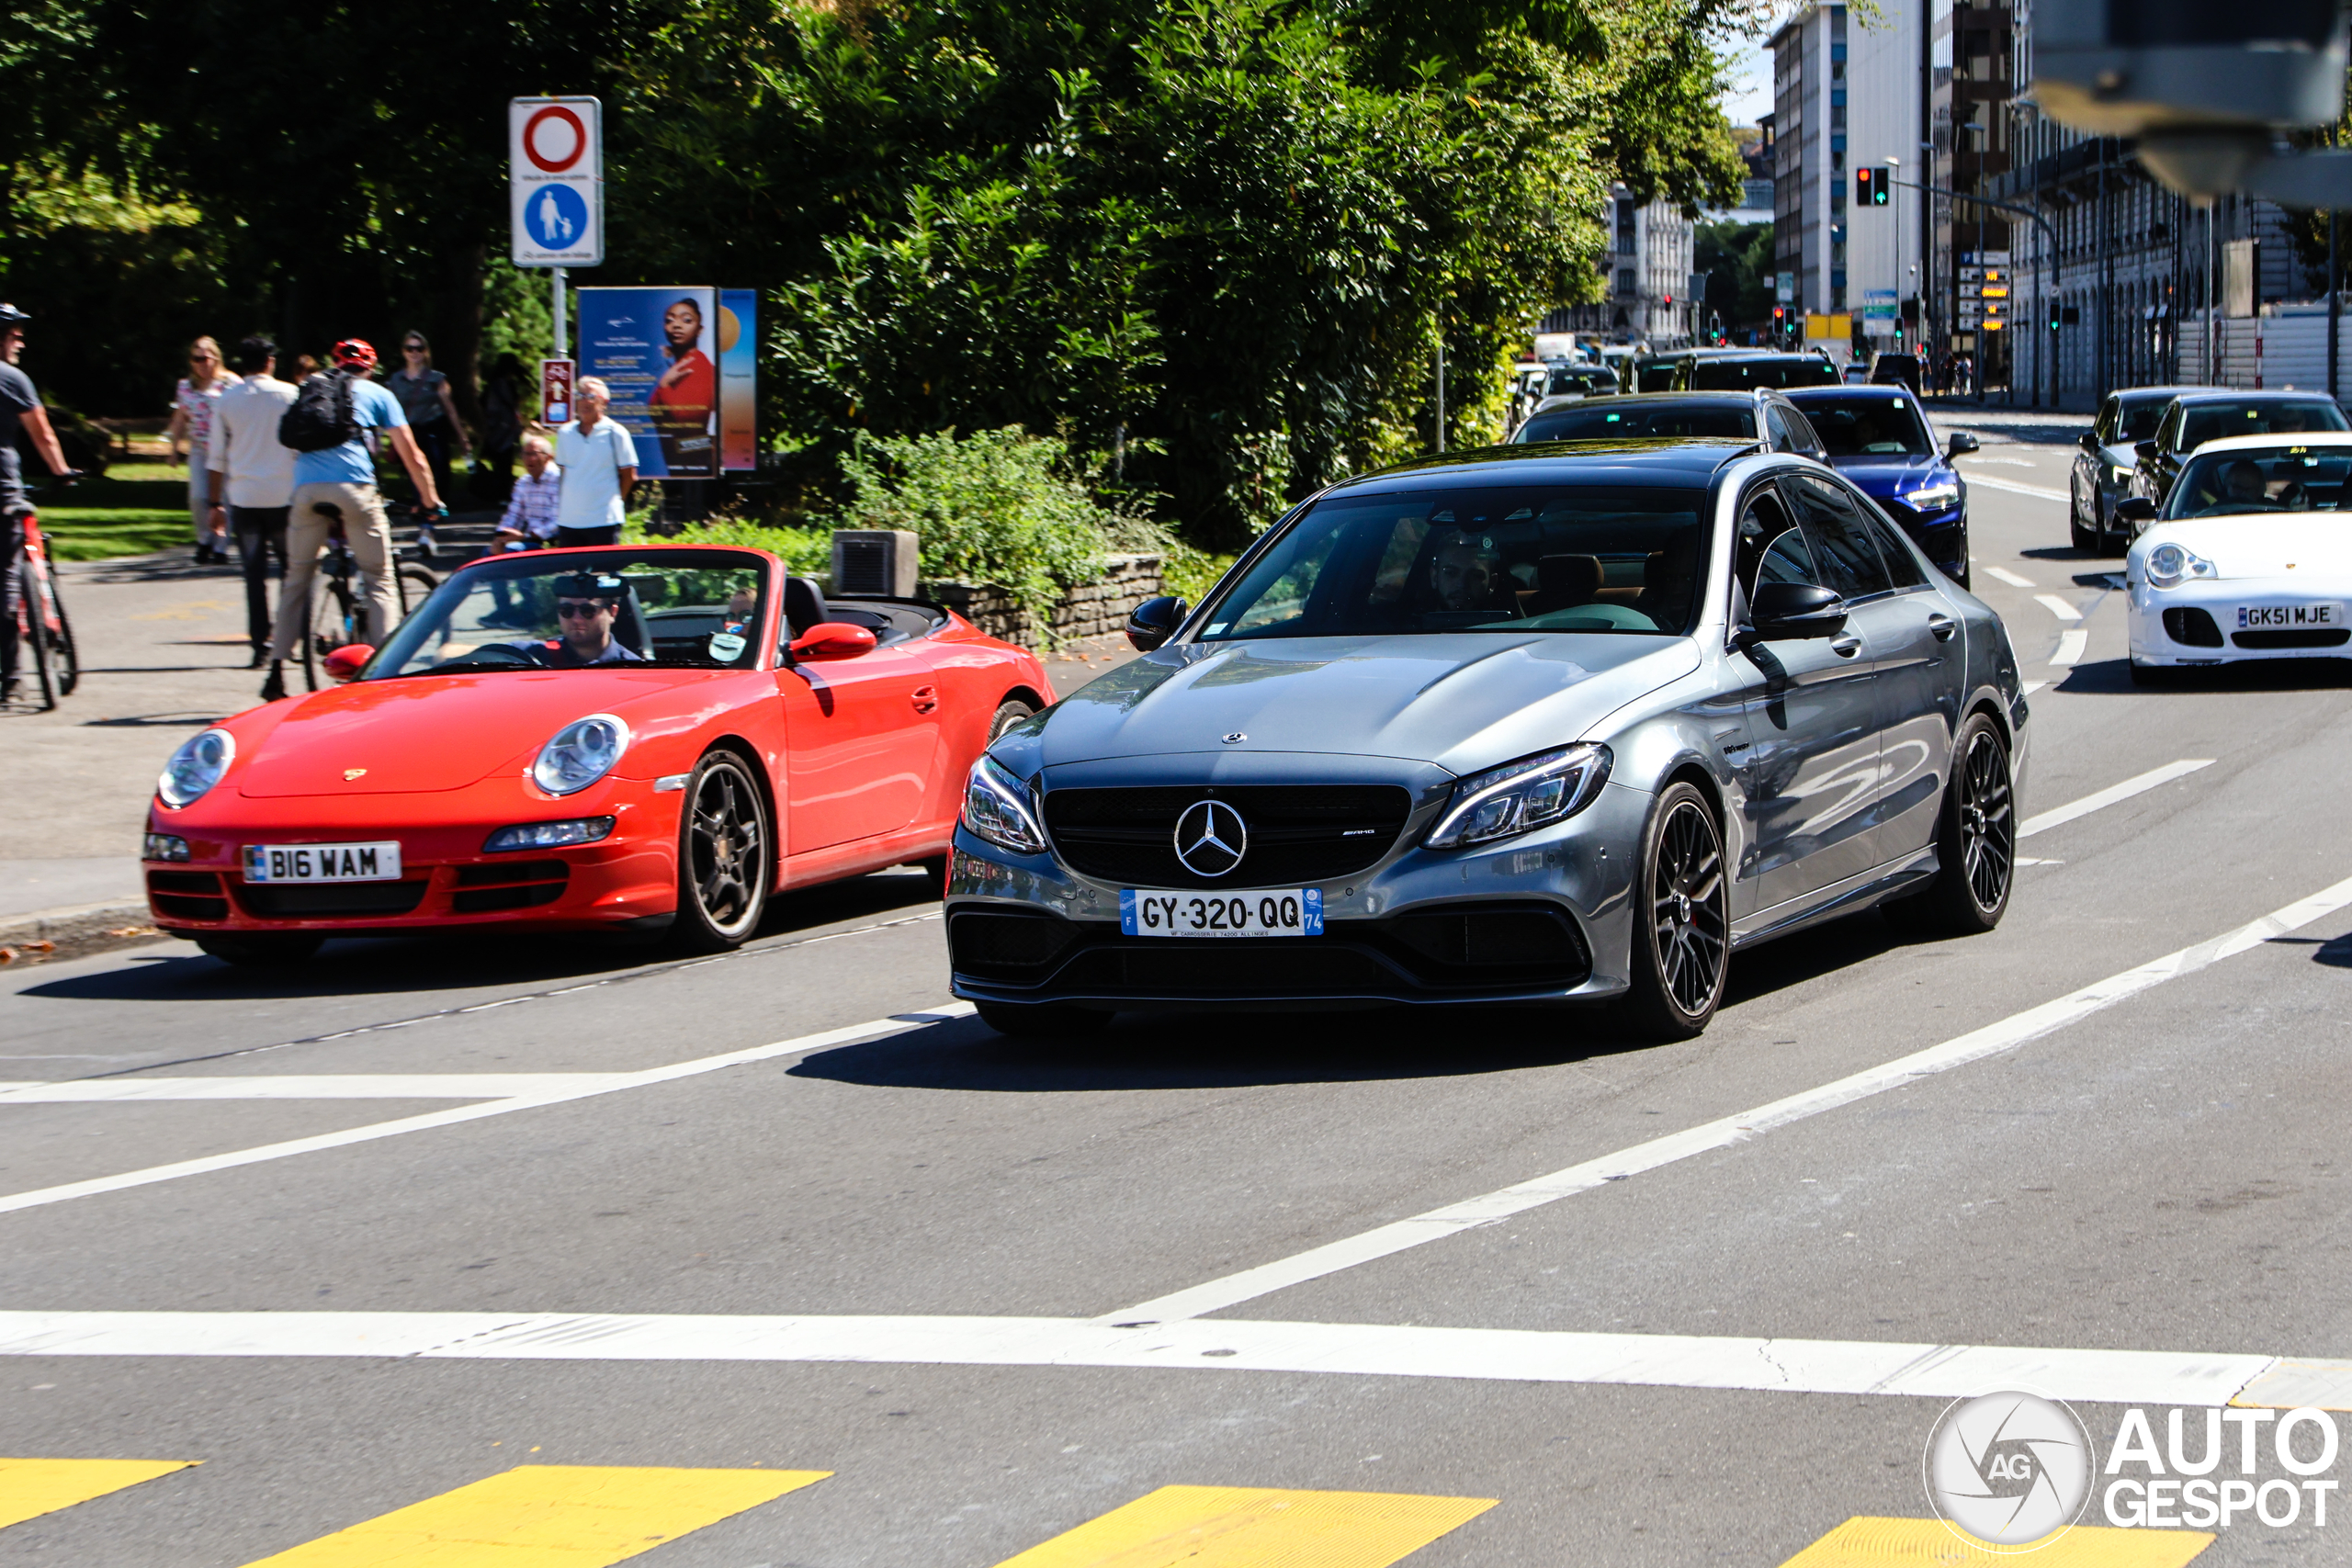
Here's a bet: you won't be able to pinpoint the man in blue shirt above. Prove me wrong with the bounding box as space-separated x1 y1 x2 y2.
261 338 447 701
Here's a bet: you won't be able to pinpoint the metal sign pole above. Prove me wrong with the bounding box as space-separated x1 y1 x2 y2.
553 266 568 361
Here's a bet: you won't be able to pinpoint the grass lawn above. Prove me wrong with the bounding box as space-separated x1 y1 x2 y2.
37 461 193 561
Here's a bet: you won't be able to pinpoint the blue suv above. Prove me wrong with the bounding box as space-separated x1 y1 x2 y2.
1784 386 1978 588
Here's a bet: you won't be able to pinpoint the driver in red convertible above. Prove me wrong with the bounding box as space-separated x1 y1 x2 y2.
516 572 644 666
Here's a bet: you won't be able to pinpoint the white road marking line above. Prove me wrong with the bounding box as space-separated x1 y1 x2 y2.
0 1310 2301 1409
2050 629 2088 666
2014 858 2064 867
0 1075 629 1103
2018 759 2215 840
2020 680 2047 696
1097 872 2352 1325
1962 474 2068 502
1962 457 2040 468
0 1006 976 1215
1985 567 2037 589
2034 593 2084 623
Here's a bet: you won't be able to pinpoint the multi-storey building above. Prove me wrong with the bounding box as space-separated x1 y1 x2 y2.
1548 185 1697 346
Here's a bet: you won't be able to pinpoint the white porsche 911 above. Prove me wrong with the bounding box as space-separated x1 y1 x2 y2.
2120 432 2352 685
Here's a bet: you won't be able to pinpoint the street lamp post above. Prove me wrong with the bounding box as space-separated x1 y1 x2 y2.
1885 156 1903 358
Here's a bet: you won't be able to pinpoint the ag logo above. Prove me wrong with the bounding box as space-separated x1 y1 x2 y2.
1171 798 1247 878
1923 1390 2094 1551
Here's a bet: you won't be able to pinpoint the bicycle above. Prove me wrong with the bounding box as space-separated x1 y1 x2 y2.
299 500 440 692
10 479 80 712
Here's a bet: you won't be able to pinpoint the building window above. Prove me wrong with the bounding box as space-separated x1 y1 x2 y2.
1831 105 1846 130
1617 268 1637 299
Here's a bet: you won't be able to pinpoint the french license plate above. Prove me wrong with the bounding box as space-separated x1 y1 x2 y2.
2236 603 2342 630
1120 888 1323 938
243 840 402 884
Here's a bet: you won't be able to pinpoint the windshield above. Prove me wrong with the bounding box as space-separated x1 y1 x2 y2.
1789 395 1932 457
1631 359 1681 392
1691 357 1841 390
1197 483 1708 641
1545 367 1618 396
366 548 772 679
2163 446 2352 519
1517 403 1753 442
2179 400 2349 448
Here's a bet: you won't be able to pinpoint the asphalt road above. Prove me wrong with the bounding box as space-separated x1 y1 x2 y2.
6 423 2352 1566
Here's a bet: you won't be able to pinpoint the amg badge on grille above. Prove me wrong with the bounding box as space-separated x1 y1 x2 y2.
1172 799 1247 877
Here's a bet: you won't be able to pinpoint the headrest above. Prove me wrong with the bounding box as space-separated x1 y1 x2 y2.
1536 554 1602 602
784 577 829 637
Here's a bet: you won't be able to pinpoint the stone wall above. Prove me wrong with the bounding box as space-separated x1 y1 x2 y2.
923 553 1162 649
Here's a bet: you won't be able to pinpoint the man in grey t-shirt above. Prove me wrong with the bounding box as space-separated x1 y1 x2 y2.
0 304 79 703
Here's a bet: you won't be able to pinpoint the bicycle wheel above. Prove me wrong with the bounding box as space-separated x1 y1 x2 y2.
303 575 356 693
21 561 57 711
38 568 76 696
397 563 437 618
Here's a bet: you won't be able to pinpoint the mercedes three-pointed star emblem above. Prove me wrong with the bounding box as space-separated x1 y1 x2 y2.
1171 798 1248 878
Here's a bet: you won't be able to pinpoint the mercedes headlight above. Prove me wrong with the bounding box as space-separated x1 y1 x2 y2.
157 728 235 809
1908 481 1961 512
532 714 630 796
961 756 1048 856
2143 543 2217 589
1426 744 1612 851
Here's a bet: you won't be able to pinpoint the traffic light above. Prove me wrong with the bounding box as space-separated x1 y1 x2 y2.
1855 167 1888 208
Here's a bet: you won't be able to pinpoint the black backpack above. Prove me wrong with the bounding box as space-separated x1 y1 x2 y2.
278 368 358 453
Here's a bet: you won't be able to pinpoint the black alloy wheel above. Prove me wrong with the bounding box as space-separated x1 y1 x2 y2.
1886 713 2014 936
1622 782 1729 1041
669 751 771 952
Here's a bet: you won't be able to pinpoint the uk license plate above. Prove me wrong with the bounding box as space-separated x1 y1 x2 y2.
243 840 402 884
1120 888 1323 938
2236 603 2342 630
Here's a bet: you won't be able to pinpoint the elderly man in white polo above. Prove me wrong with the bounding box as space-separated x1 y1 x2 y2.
552 376 637 547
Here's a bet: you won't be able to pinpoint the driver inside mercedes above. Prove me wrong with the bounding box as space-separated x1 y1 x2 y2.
524 573 644 667
1431 532 1507 613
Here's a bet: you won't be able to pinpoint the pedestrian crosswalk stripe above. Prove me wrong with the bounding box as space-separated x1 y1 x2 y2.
233 1464 829 1566
1779 1517 2212 1565
0 1457 198 1529
989 1484 1495 1568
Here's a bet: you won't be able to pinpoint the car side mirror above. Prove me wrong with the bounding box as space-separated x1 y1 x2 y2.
2115 496 2158 525
2078 430 2099 452
1124 594 1189 652
322 644 372 682
1739 581 1849 645
2134 440 2159 462
788 622 877 661
1946 432 1980 457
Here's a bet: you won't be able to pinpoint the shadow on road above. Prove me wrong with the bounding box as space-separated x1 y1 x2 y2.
2056 656 2352 695
16 870 943 1003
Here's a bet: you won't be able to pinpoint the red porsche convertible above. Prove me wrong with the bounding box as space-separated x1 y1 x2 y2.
141 545 1053 964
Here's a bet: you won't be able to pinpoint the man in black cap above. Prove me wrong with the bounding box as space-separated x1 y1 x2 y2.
0 304 80 704
523 572 644 667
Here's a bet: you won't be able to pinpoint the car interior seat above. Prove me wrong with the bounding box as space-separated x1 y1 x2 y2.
784 577 830 639
1520 553 1603 616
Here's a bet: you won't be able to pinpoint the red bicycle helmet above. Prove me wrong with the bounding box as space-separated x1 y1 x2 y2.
332 338 379 371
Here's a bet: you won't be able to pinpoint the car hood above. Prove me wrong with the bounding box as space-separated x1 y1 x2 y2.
1824 454 1954 498
2136 515 2352 580
231 667 732 797
1014 634 1700 780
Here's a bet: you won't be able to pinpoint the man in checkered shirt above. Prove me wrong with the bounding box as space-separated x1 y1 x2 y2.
483 434 561 627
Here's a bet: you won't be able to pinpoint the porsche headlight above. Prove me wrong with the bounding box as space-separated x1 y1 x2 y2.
532 714 630 796
1426 744 1612 851
1908 481 1961 512
156 728 235 809
2143 543 2218 589
961 755 1048 856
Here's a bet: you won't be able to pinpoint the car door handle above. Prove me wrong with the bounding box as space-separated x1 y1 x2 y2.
910 683 939 716
1829 634 1862 659
1927 613 1958 642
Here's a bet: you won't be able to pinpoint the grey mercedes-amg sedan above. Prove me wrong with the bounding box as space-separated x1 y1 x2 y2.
945 440 2030 1040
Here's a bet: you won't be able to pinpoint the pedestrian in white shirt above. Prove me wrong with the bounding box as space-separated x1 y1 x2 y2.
483 434 561 628
553 378 637 546
204 336 299 667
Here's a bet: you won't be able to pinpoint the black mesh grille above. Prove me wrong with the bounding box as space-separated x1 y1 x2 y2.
1055 943 1392 994
2233 627 2349 649
451 883 567 914
1389 906 1587 976
2163 607 2224 648
235 881 429 918
148 870 228 923
949 910 1080 977
1043 784 1414 889
455 860 570 888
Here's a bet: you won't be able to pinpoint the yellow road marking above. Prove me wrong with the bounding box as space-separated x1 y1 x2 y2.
1780 1517 2213 1565
237 1464 829 1566
0 1457 198 1529
990 1483 1495 1568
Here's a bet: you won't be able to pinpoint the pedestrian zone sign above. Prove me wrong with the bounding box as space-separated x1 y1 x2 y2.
511 97 602 267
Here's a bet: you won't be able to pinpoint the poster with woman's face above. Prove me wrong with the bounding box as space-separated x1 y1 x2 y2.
576 286 717 478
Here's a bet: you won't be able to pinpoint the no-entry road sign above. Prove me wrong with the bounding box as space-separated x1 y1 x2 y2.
511 97 602 267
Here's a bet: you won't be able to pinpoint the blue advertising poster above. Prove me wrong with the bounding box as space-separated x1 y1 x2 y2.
718 289 757 471
576 286 718 479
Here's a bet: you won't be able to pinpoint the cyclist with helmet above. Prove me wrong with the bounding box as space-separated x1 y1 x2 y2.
261 338 447 702
0 304 80 705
